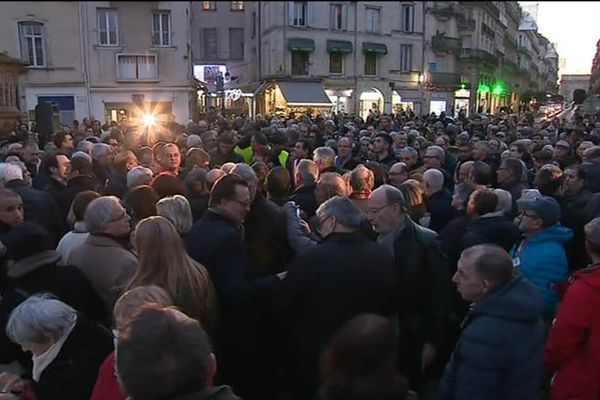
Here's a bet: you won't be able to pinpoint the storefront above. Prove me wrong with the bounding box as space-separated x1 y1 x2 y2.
454 87 471 117
326 89 353 114
392 89 422 115
359 88 384 120
258 80 333 117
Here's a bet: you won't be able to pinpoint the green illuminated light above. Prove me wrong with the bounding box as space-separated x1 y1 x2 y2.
460 83 466 89
478 83 490 93
492 81 506 96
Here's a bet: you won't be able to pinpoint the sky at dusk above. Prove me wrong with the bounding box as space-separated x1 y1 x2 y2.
519 1 600 77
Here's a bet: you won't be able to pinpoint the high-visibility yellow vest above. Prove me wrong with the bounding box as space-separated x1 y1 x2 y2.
235 145 253 164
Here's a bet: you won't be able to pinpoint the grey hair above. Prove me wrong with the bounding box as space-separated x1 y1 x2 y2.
423 168 444 191
127 166 154 189
84 196 123 234
71 151 92 163
6 295 77 345
92 143 111 160
426 145 446 164
493 189 513 213
221 162 237 174
184 168 208 191
349 166 374 192
187 134 203 148
156 195 193 235
316 196 365 230
476 141 494 155
313 146 336 167
398 147 418 161
230 163 258 183
76 140 94 155
585 217 600 254
0 163 23 182
296 159 319 183
378 184 407 210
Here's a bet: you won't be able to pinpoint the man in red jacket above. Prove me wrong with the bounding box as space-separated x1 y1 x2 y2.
545 216 600 400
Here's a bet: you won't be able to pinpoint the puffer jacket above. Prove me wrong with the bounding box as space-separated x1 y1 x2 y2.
439 276 545 400
510 224 573 318
545 265 600 400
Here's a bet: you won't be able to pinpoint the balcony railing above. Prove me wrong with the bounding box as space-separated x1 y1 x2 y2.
459 48 498 65
431 2 460 18
431 36 462 53
459 18 476 31
427 72 462 86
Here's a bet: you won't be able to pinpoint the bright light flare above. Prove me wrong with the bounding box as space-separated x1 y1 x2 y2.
142 114 156 127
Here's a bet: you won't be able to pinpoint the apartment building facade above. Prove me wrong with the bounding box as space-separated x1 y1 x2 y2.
0 2 194 126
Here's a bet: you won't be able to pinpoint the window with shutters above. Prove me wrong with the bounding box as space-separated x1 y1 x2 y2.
365 53 377 75
229 28 244 60
330 53 343 74
97 8 119 46
401 4 414 32
366 7 380 33
152 11 171 47
330 4 346 30
18 22 46 67
117 54 158 80
202 28 218 60
291 51 309 75
290 1 307 27
400 44 413 72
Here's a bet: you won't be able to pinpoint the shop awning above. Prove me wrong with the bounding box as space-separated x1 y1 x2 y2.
277 81 333 107
287 38 315 52
327 40 353 54
362 42 388 54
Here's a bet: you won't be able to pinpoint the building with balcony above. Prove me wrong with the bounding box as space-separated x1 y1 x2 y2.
0 2 194 125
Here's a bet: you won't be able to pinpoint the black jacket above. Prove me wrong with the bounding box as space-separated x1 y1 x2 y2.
288 183 318 218
426 188 453 233
275 231 398 400
173 386 242 400
0 251 108 366
104 169 128 199
581 161 600 193
462 213 522 252
561 190 593 270
55 175 102 219
33 316 113 400
5 180 66 244
209 148 244 168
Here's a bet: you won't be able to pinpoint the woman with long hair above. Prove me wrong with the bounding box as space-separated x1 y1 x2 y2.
125 216 217 334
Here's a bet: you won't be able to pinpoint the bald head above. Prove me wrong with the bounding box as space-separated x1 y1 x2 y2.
423 168 444 194
388 162 409 188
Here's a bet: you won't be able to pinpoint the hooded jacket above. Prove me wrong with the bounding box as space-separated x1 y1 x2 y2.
462 212 522 252
439 276 545 400
510 224 573 318
545 265 600 400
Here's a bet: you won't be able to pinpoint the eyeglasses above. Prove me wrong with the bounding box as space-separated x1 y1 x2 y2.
520 211 540 219
108 210 128 223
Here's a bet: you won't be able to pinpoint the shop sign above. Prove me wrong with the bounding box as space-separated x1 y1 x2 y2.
224 89 242 101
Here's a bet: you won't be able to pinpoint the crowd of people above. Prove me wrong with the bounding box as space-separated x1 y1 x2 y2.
0 106 599 400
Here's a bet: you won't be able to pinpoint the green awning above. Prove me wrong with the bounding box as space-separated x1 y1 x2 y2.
362 42 387 55
327 40 353 54
287 38 315 52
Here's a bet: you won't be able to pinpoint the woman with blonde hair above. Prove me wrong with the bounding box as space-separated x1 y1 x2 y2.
156 194 193 236
125 216 217 334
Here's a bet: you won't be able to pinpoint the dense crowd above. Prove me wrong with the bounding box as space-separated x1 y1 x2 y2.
0 106 599 400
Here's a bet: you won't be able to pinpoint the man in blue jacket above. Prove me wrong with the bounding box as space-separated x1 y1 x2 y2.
439 244 545 399
510 195 573 321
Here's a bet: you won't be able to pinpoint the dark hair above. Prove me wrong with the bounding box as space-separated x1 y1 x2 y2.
251 132 268 146
72 190 101 222
208 174 248 208
128 185 159 222
265 166 291 198
375 133 393 149
399 181 426 221
42 151 70 175
185 148 211 169
565 164 586 180
470 161 493 186
364 161 387 188
535 166 564 197
70 156 93 176
501 158 523 179
151 173 187 199
116 305 213 400
470 188 498 216
53 132 69 149
296 139 311 153
321 314 408 400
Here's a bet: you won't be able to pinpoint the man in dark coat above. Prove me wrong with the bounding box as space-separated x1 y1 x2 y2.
55 155 103 219
184 174 282 400
275 197 397 400
423 169 453 232
209 131 244 168
497 158 527 216
439 245 545 399
3 164 66 245
367 185 454 391
288 159 319 218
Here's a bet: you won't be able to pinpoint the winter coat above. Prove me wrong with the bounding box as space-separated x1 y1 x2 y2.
55 175 102 219
545 265 600 400
288 183 318 218
439 276 545 400
580 161 600 193
510 224 573 318
560 190 593 270
32 316 113 400
68 234 138 313
425 188 453 233
91 352 127 400
56 222 89 265
275 231 398 400
462 213 522 252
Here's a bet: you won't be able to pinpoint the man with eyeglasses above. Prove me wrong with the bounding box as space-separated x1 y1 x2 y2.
275 196 397 400
185 174 285 400
366 184 453 393
510 196 573 323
